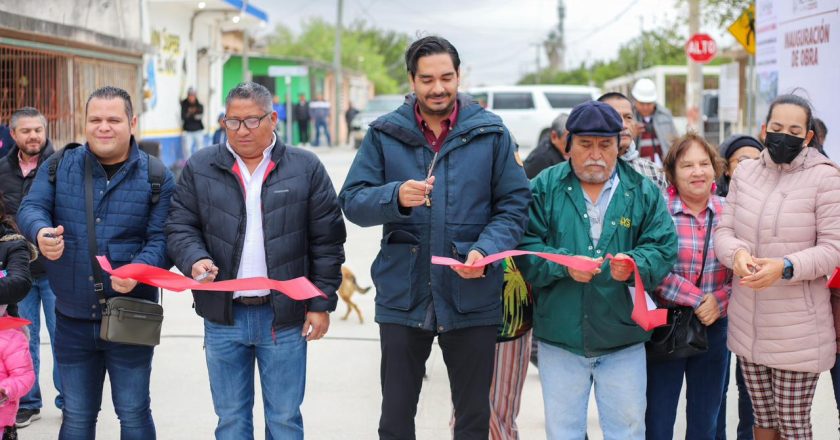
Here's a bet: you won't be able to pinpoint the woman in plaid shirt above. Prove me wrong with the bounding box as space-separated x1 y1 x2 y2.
645 133 732 440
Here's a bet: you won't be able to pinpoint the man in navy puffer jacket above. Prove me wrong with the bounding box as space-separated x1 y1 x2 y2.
18 86 174 439
166 81 346 439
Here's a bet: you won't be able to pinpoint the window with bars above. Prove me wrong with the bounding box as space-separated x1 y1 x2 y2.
0 45 73 145
0 44 141 147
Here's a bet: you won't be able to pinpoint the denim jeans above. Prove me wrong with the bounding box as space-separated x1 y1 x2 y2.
313 119 331 146
538 341 647 440
17 276 63 410
181 130 205 160
716 356 754 439
646 318 729 440
831 353 840 435
55 313 155 440
204 303 307 440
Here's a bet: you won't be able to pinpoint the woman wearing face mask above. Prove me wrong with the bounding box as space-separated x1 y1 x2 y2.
713 134 763 439
715 94 840 440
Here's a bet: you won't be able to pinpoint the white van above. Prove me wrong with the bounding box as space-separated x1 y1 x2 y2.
468 85 601 149
467 85 601 149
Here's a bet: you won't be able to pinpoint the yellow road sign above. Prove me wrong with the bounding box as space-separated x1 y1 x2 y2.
728 4 756 55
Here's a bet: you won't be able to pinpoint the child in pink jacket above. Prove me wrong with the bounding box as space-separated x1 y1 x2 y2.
0 210 38 439
0 305 34 440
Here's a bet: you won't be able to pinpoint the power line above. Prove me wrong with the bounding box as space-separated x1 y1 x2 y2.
468 43 540 69
567 0 642 45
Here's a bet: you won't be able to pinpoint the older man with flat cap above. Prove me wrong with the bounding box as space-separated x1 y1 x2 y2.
515 100 677 439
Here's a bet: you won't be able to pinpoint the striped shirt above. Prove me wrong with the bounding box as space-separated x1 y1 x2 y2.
656 193 732 314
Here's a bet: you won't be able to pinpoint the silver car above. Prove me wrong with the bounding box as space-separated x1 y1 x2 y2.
350 94 407 149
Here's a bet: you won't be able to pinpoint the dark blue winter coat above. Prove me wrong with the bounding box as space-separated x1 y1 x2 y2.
339 94 531 333
17 141 174 320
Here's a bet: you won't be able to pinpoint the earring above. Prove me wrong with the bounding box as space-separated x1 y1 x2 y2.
667 186 677 196
710 182 718 193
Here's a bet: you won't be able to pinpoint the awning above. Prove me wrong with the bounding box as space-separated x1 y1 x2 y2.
222 0 269 22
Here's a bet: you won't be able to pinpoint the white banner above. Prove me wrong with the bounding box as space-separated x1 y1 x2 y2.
718 62 740 123
757 0 839 155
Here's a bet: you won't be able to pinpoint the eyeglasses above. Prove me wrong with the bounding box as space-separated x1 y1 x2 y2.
222 112 271 130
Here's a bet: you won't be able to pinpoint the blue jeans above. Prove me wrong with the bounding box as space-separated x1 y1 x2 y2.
17 276 63 410
538 341 646 440
313 119 331 146
204 303 307 440
181 130 205 160
717 356 754 439
646 318 729 440
831 353 840 435
55 313 155 440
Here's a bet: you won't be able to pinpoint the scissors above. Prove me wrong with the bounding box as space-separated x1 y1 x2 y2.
424 151 439 207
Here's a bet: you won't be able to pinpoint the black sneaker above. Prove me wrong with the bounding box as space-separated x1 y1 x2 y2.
14 409 40 428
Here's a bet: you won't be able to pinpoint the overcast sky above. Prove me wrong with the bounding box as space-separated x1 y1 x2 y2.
255 0 737 87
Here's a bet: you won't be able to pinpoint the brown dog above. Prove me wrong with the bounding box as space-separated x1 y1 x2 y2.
339 266 371 323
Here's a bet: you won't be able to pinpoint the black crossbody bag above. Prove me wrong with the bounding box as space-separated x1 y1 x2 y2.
85 155 163 347
646 210 713 361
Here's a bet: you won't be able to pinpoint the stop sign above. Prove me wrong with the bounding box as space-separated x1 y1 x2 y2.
686 33 717 64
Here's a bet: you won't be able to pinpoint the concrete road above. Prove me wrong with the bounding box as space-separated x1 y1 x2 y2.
22 145 839 439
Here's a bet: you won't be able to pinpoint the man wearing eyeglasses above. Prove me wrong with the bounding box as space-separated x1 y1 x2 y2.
166 81 346 440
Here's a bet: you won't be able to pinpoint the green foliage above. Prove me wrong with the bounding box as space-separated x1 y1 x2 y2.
519 27 687 86
266 18 411 94
679 0 753 27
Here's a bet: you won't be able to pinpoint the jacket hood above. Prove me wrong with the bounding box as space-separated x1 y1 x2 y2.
759 145 839 173
0 232 38 262
369 93 503 148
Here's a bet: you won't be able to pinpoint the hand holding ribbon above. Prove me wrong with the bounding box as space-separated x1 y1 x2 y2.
96 256 327 301
432 250 667 331
431 249 603 272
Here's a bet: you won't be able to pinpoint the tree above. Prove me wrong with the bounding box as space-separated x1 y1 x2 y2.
518 26 687 86
518 19 732 87
266 19 410 94
680 0 753 27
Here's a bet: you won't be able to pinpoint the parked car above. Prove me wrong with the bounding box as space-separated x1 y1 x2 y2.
350 94 406 149
467 85 601 149
702 90 732 146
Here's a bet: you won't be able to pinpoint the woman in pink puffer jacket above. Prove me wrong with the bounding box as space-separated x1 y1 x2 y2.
715 94 840 440
0 313 35 440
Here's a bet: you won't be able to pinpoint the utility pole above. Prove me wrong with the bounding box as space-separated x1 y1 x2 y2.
241 1 251 81
686 0 703 135
638 16 644 72
333 0 343 147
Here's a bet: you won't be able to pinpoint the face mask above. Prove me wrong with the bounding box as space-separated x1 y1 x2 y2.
764 132 805 164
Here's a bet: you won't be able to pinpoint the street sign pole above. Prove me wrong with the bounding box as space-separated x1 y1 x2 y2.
268 65 309 146
687 0 703 135
747 55 755 136
286 76 293 145
727 5 756 134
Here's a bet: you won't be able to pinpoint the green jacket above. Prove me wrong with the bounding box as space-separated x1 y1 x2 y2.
515 160 677 357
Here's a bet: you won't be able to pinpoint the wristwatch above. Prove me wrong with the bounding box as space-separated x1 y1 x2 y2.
782 258 794 280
